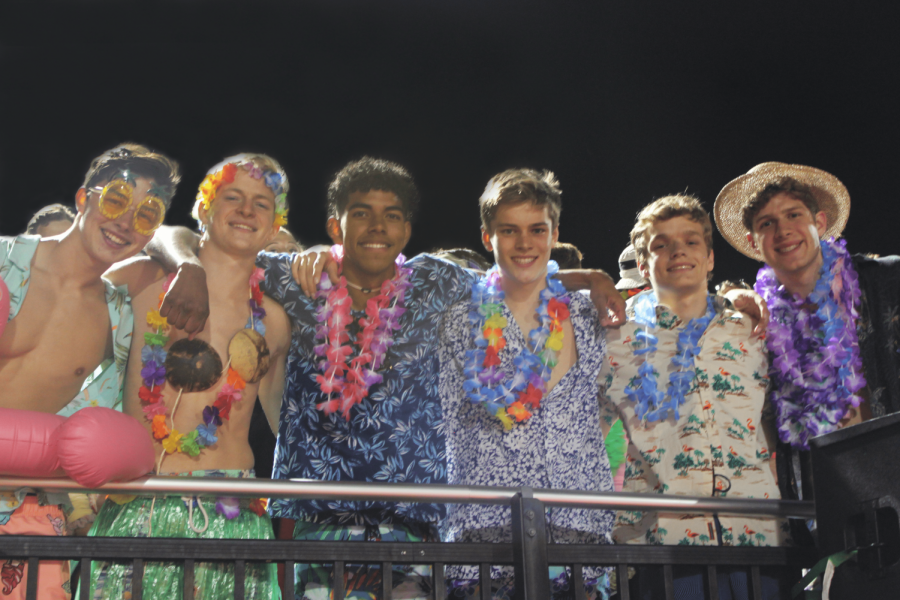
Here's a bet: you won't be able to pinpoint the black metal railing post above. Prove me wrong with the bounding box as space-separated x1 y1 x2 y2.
511 488 550 600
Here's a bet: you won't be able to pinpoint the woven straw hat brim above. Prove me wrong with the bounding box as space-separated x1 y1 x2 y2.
713 162 850 260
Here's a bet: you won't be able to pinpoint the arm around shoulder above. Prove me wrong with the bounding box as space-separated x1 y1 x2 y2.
104 255 166 298
257 298 291 433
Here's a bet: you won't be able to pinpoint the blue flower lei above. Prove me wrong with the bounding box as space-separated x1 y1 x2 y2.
462 260 570 429
624 292 716 422
754 238 865 449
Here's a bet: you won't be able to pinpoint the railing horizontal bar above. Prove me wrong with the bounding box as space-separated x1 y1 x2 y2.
0 476 815 518
546 544 819 567
0 537 819 568
0 537 514 564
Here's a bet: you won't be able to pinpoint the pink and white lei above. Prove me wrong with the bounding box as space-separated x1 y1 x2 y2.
312 245 413 420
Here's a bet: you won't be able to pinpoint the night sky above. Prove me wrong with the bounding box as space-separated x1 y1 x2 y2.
2 1 898 284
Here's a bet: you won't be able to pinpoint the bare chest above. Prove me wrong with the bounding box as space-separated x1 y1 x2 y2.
508 305 577 393
0 279 110 412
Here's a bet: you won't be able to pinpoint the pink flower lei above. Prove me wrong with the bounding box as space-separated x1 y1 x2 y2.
312 245 413 420
755 237 866 449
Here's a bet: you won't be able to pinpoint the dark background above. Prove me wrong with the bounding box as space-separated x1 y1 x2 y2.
2 1 898 283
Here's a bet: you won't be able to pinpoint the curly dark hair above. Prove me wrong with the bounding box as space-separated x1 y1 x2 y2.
741 177 820 232
82 142 181 207
326 157 420 222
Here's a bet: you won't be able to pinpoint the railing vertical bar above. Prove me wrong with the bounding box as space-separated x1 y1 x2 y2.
707 565 719 600
510 493 550 600
480 563 492 600
133 558 143 600
234 559 245 600
80 558 90 600
333 561 344 600
663 565 675 600
433 562 446 600
284 561 294 600
616 564 630 600
382 562 393 600
183 559 195 600
750 566 763 600
572 563 584 599
25 558 39 600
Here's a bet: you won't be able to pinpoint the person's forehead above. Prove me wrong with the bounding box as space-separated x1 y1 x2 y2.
221 170 276 198
648 215 704 237
493 201 553 223
757 192 808 215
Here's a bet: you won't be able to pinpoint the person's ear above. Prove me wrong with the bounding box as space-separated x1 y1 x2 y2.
707 249 714 274
638 259 650 280
551 225 559 247
198 202 212 229
327 217 343 245
75 188 87 214
400 220 412 250
481 228 493 252
815 211 828 238
747 232 759 252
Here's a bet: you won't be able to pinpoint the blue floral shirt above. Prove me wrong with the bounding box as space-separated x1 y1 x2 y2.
438 289 615 545
257 252 477 525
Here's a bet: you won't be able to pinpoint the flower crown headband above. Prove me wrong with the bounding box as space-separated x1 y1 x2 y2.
192 158 288 228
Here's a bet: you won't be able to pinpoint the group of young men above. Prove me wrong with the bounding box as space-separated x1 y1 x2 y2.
1 141 897 600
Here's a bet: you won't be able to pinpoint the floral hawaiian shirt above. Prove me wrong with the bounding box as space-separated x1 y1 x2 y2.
258 252 477 526
439 290 614 545
598 292 789 547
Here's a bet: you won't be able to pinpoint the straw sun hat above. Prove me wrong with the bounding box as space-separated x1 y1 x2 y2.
713 162 850 260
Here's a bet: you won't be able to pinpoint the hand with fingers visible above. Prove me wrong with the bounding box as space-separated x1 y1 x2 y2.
589 271 626 328
159 262 210 337
725 288 769 338
291 246 339 297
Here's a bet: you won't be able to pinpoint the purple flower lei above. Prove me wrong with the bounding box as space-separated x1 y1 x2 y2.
755 238 866 449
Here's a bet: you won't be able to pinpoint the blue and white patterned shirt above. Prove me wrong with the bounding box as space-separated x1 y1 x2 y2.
258 252 477 525
438 289 615 545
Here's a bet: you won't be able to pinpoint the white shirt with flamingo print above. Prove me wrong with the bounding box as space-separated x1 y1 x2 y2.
598 292 789 547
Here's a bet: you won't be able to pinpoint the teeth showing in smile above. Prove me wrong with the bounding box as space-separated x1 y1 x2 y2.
232 224 255 231
668 265 693 271
103 230 128 246
777 243 801 254
362 243 388 249
512 257 536 265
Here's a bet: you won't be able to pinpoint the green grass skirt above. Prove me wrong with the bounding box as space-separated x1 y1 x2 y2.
87 494 281 600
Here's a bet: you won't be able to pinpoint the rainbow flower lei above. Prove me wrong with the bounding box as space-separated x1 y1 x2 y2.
462 261 570 430
624 291 716 422
139 268 267 460
755 238 866 449
312 245 413 420
194 160 288 227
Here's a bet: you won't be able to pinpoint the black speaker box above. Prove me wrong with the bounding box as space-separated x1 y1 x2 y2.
811 412 900 598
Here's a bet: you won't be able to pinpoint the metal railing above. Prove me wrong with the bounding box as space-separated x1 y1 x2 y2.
0 476 819 600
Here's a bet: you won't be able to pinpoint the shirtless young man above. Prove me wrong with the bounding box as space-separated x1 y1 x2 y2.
0 143 180 600
88 154 292 600
438 169 614 599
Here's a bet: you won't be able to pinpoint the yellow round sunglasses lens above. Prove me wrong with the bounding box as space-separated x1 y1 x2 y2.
133 197 166 235
98 180 133 219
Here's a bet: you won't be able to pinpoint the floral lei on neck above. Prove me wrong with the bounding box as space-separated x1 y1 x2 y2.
193 160 288 227
624 291 716 422
755 237 865 450
462 261 570 430
139 268 266 461
312 245 413 420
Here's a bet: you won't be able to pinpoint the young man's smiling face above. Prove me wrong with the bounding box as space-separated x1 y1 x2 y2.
639 215 713 299
202 169 279 255
482 201 559 291
77 175 159 265
747 191 827 278
328 189 412 283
